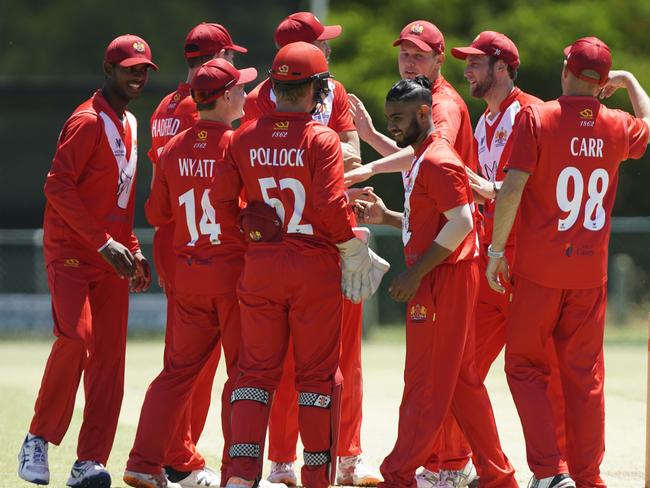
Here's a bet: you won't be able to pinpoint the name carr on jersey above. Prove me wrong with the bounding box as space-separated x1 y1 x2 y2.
249 147 305 167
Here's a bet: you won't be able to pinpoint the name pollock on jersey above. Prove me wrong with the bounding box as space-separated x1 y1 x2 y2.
178 158 215 178
152 117 181 138
249 147 305 167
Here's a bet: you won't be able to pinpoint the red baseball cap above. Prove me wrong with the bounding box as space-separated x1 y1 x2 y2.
564 37 611 86
191 58 257 104
184 23 247 59
104 34 158 70
274 12 342 47
269 41 329 82
393 21 445 54
451 31 520 69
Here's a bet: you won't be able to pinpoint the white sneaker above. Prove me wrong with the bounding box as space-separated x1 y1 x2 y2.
226 477 288 488
436 459 477 487
267 462 297 486
336 455 383 486
415 468 439 488
67 461 111 487
527 474 575 488
259 480 290 488
18 434 50 485
175 466 220 487
124 469 182 488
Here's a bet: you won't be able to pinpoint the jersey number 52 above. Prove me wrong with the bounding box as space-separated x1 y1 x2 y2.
259 177 314 235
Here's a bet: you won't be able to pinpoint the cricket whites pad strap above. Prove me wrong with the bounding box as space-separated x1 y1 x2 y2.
304 450 331 466
298 392 332 408
229 443 260 459
230 387 270 405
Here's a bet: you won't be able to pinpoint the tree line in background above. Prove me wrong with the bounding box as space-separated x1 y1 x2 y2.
1 0 649 228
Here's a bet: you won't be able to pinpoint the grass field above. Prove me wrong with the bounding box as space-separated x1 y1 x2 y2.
1 323 648 487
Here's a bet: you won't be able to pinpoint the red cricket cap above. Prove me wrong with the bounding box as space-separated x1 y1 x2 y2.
274 12 342 47
269 41 329 82
185 23 247 59
191 58 257 103
451 31 520 69
104 34 158 70
563 36 611 86
393 20 444 54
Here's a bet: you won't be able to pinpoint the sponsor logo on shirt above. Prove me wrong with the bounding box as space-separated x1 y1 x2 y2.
410 23 424 35
409 304 428 322
494 128 508 147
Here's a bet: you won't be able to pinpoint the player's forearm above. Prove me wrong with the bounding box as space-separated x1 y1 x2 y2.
367 147 415 175
365 129 401 157
623 72 650 126
44 175 111 249
491 171 527 251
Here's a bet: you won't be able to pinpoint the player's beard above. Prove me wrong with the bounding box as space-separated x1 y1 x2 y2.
471 68 495 98
395 117 422 148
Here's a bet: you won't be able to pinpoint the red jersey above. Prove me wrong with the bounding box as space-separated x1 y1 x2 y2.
148 83 199 286
149 83 199 164
431 75 476 171
43 90 140 271
475 87 542 245
242 78 356 133
145 120 245 295
507 96 649 289
213 112 355 252
402 133 478 267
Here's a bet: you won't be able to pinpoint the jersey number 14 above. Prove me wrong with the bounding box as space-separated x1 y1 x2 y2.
178 188 221 246
556 166 609 232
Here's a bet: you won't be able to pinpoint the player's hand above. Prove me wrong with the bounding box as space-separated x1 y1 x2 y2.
130 251 152 293
346 186 374 205
389 268 422 302
99 239 136 279
344 164 374 186
467 167 495 202
354 189 388 225
348 93 375 143
486 255 510 294
599 70 631 98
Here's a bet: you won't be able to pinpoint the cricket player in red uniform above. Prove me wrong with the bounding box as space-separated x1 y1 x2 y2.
212 42 388 488
148 22 248 488
17 35 156 488
123 58 258 488
415 32 555 487
240 12 377 486
487 37 650 488
345 20 475 187
353 76 517 488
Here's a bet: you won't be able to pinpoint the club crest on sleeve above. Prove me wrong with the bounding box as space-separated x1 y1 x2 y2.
132 41 146 53
409 304 428 322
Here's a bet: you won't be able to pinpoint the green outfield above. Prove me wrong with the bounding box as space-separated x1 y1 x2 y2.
1 323 647 487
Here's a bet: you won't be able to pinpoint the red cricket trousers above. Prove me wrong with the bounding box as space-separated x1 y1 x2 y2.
29 259 129 465
127 289 240 476
379 260 517 488
154 224 223 472
228 244 342 488
426 251 566 472
505 275 607 488
268 298 363 461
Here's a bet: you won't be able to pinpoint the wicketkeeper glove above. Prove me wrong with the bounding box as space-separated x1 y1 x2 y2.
336 237 390 303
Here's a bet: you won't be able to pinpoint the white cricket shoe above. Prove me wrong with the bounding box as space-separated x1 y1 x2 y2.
436 459 477 487
226 476 288 488
415 468 439 488
176 466 220 487
123 469 182 488
527 474 575 488
336 455 383 486
267 461 297 486
18 434 50 485
67 461 111 487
